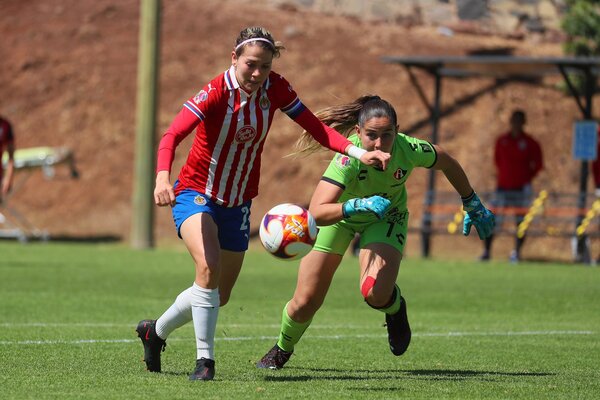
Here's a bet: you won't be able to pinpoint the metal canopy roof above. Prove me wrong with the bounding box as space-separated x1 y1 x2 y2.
381 55 600 260
381 55 600 79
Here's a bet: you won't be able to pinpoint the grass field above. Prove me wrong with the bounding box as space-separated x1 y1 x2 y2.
1 241 599 399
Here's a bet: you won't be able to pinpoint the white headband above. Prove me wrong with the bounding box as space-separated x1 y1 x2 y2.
234 38 275 52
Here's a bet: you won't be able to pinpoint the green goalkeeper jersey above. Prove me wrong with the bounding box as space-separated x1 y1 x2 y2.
322 132 437 224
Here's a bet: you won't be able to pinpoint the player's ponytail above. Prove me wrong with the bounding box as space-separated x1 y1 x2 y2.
294 95 397 156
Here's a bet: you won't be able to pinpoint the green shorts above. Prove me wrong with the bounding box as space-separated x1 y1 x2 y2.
313 210 409 255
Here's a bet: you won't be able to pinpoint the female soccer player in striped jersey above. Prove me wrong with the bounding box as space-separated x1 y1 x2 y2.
136 27 390 381
256 95 495 369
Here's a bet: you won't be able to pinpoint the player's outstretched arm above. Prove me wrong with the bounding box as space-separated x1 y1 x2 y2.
293 109 390 170
431 144 495 240
345 144 390 171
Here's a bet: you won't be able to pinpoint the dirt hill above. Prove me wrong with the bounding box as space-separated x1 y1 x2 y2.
1 0 594 260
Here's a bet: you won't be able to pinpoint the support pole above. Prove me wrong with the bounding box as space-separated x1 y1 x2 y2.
131 0 161 249
421 71 442 257
575 68 594 263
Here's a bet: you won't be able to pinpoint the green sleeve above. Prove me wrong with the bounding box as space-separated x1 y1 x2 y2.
400 134 437 169
321 152 360 189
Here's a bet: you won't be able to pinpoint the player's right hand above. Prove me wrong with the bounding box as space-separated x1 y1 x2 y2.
154 171 176 207
343 196 391 219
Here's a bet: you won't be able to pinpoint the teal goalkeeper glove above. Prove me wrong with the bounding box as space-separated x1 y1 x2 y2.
342 196 391 219
462 191 495 240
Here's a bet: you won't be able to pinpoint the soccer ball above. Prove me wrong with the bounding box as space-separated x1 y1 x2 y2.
259 203 318 260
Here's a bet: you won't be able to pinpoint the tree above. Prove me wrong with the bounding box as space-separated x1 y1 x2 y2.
562 0 600 56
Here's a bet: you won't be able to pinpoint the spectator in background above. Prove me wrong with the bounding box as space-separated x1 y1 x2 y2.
0 115 15 203
480 109 543 263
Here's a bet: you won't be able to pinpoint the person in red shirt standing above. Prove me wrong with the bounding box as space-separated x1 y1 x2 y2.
0 115 15 203
135 26 390 381
480 109 543 262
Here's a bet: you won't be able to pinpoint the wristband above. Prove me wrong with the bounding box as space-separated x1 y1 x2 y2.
347 145 367 160
460 190 475 202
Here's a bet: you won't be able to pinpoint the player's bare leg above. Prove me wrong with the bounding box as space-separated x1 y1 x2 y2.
359 243 410 355
181 213 220 380
257 250 342 369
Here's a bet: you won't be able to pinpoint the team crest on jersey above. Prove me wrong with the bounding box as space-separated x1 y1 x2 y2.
193 90 208 104
336 154 351 168
259 95 270 110
194 195 207 206
235 125 257 143
393 168 407 180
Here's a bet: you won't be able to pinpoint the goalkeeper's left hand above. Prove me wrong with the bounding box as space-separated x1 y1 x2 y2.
462 191 495 240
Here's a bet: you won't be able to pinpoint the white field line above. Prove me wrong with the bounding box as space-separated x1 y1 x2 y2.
0 330 595 346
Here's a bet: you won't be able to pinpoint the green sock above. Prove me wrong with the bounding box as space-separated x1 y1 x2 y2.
378 285 401 315
276 302 312 353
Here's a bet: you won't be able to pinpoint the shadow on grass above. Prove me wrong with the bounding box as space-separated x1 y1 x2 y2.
262 367 554 383
0 234 122 243
161 371 192 377
403 369 553 380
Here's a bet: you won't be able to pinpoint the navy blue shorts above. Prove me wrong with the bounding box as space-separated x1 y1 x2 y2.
172 188 252 252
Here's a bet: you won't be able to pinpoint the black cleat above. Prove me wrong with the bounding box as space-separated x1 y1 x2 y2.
189 358 215 381
385 296 411 356
136 319 166 372
256 344 293 370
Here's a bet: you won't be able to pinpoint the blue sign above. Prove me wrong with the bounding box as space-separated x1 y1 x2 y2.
572 120 598 160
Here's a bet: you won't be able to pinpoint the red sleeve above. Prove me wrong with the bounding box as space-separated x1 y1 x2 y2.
493 137 501 170
1 119 13 143
156 107 200 173
292 108 351 154
530 138 543 178
593 134 600 187
593 158 600 187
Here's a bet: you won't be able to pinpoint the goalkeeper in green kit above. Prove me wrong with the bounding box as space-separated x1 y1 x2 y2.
256 95 495 369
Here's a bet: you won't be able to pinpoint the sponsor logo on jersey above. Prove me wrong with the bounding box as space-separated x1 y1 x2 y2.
336 154 351 168
387 208 408 224
393 168 407 180
194 195 207 206
259 95 270 110
193 90 208 104
235 126 257 143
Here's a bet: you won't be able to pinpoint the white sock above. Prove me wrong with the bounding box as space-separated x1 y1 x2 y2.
155 287 193 339
190 283 220 360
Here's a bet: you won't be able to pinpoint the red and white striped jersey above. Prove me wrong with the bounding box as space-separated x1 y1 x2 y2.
157 66 309 207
